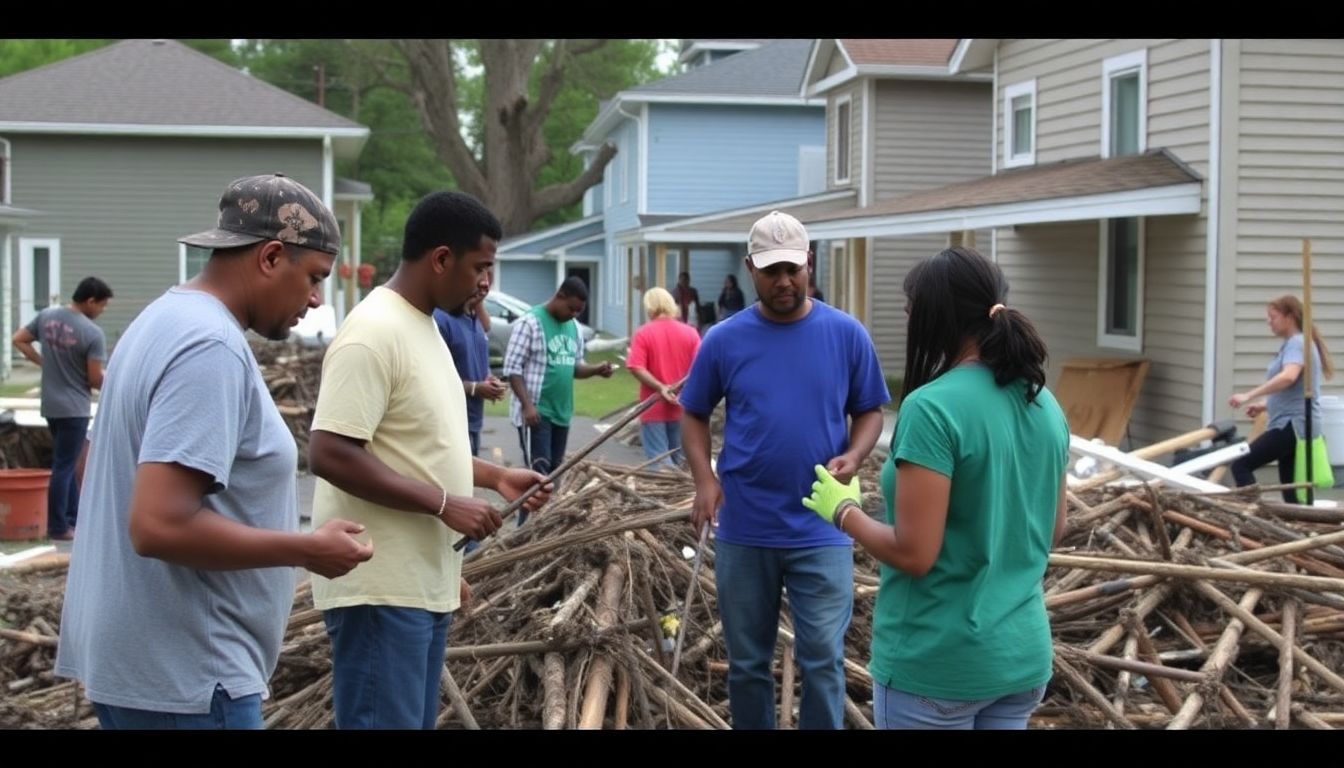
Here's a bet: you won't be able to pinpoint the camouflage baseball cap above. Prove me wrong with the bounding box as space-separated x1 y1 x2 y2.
178 173 341 256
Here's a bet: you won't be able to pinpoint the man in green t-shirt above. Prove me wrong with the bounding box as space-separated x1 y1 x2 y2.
503 276 613 523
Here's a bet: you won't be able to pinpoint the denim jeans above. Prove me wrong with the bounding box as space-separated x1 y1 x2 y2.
94 684 262 729
516 419 569 525
46 417 89 537
714 540 853 729
873 681 1047 729
323 605 453 729
640 420 683 467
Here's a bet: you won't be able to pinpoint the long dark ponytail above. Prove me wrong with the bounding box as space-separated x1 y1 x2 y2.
902 246 1049 403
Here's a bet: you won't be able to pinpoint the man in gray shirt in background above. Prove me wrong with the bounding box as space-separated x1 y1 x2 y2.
12 277 113 541
54 173 373 729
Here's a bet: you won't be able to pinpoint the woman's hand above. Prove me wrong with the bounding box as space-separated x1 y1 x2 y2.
1229 392 1251 410
1246 402 1266 418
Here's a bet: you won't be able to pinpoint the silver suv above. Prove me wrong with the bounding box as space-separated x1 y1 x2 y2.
482 290 596 360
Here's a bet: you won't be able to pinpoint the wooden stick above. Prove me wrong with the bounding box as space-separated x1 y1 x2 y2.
439 665 479 730
670 524 710 677
463 508 687 578
1052 654 1137 730
613 665 630 731
550 568 603 631
1276 599 1299 730
779 639 796 729
1161 509 1344 578
0 628 58 647
1218 684 1259 728
633 645 730 729
542 652 566 730
843 695 875 730
1055 644 1206 683
1049 553 1344 592
1128 622 1185 714
455 378 686 551
1167 588 1263 729
578 562 627 729
1292 705 1336 730
1191 580 1344 695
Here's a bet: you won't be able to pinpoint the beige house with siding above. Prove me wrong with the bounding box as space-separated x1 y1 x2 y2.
799 39 993 379
805 38 1344 447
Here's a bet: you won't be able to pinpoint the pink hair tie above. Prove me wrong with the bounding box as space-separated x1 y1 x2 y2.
988 303 1006 319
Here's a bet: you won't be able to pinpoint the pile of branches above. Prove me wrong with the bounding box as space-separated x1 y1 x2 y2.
1038 482 1344 729
249 338 325 471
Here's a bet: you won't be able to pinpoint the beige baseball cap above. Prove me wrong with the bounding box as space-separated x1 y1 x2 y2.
747 210 810 268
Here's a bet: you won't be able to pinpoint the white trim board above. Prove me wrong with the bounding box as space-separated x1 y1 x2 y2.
805 183 1201 239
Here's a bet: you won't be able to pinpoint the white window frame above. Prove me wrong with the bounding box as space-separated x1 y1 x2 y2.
604 161 613 209
1096 217 1145 352
1101 50 1148 159
177 242 213 284
18 237 61 328
833 93 852 185
1002 79 1036 169
0 137 11 205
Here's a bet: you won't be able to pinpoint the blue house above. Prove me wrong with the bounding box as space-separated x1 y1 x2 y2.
497 39 837 337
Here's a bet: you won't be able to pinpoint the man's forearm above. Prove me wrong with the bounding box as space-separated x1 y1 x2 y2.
309 430 442 515
681 412 714 483
845 408 886 461
630 367 664 391
509 374 534 412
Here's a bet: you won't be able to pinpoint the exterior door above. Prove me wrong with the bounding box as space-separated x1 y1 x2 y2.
19 237 61 328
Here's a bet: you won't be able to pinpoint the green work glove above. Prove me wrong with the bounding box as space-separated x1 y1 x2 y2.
801 464 861 525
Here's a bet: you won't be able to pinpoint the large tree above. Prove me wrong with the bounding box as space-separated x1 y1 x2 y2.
390 39 634 235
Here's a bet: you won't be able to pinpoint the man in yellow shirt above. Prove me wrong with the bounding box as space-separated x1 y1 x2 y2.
308 191 551 729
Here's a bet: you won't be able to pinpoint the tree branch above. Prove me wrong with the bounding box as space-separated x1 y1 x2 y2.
395 39 487 196
530 141 617 215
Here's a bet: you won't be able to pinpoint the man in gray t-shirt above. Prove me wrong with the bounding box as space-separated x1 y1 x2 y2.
54 173 373 729
11 277 112 540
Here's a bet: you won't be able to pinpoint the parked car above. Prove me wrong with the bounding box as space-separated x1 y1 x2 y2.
482 290 596 360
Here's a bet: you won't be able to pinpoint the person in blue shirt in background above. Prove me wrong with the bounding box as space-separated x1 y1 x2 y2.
435 282 505 553
680 210 889 729
435 282 506 458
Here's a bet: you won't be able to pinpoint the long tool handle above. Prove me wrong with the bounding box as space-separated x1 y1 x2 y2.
669 523 711 677
453 375 689 551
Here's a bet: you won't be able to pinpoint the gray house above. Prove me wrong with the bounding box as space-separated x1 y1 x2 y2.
0 39 371 379
806 39 1344 445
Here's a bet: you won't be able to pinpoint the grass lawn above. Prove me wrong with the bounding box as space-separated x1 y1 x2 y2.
485 348 639 420
0 381 37 398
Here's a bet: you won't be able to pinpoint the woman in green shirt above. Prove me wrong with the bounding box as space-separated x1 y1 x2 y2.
805 246 1069 729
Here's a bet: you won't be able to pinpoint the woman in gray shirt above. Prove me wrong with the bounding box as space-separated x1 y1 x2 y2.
1228 294 1335 502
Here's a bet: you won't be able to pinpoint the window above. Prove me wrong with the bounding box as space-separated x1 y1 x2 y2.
1102 50 1147 158
179 243 211 283
1097 217 1144 351
834 94 851 184
1003 79 1036 168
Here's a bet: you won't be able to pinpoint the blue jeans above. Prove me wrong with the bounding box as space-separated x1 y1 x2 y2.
324 605 453 729
714 540 853 729
640 420 682 467
47 417 88 537
94 684 262 729
873 681 1047 729
517 419 568 526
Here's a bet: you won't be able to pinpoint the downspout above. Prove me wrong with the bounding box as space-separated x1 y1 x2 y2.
1202 40 1222 425
1 136 12 381
990 46 999 262
322 134 335 312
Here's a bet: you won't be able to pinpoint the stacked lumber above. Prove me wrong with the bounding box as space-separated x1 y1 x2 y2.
249 339 325 471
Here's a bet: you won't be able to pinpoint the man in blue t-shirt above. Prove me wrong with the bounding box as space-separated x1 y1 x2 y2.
434 285 505 457
680 210 889 730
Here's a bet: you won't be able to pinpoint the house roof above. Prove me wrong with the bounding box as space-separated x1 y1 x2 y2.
840 39 959 67
0 202 42 227
803 38 987 97
616 189 858 245
805 150 1203 238
677 39 768 65
576 40 820 151
631 39 816 98
0 39 368 156
334 178 374 201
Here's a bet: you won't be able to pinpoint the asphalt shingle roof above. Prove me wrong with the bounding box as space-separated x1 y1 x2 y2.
0 38 362 130
631 39 815 98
